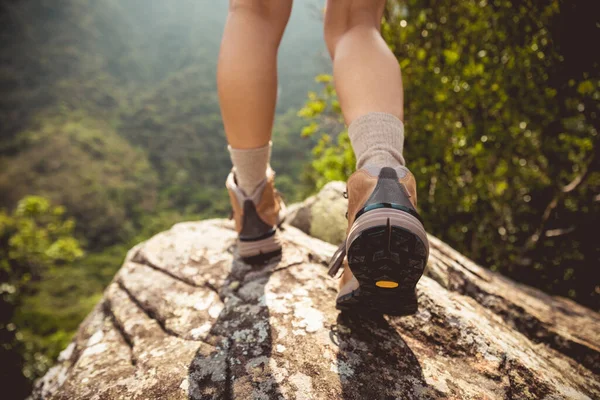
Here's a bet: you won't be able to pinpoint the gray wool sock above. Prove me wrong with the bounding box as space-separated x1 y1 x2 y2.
228 141 272 196
348 112 406 170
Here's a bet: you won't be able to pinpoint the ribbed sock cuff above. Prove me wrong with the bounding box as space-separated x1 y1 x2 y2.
228 141 272 196
348 112 405 170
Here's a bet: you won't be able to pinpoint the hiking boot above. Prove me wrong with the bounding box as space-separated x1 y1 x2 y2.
226 167 286 260
328 166 429 316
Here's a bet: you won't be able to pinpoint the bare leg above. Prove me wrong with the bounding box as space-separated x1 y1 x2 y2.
324 0 405 170
221 1 291 258
218 0 293 149
324 0 403 125
324 2 428 316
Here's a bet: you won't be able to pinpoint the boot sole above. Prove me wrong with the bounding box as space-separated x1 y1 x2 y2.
238 230 282 261
337 208 429 316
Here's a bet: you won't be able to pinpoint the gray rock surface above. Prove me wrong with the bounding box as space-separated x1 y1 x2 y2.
286 181 347 245
31 185 600 399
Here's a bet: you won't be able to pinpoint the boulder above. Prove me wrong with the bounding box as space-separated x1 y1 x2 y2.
31 184 600 399
285 181 347 245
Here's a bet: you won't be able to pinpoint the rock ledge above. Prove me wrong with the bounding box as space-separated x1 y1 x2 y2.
32 186 600 399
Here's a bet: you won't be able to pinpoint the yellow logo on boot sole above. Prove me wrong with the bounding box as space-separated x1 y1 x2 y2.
376 280 399 288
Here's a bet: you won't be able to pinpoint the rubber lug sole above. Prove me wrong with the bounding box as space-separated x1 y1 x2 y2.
238 230 282 264
336 218 428 316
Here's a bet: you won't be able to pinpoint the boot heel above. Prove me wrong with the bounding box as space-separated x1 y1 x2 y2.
337 209 429 316
238 230 282 260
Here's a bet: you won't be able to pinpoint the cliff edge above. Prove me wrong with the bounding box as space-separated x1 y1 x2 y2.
31 183 600 399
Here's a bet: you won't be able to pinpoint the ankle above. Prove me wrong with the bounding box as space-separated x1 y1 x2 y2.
348 112 405 170
228 142 272 196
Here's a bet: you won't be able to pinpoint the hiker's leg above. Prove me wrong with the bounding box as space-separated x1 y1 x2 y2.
218 0 292 195
324 1 429 316
220 0 290 260
218 0 292 149
324 0 405 169
324 0 403 124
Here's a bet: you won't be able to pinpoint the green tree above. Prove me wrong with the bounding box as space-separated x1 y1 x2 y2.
299 0 599 308
0 196 83 397
0 110 159 249
0 0 325 393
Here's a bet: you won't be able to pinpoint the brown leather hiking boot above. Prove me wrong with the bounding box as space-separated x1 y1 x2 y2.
226 167 286 260
328 166 429 316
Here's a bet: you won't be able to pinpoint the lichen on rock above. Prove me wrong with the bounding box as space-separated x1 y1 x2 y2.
30 185 600 399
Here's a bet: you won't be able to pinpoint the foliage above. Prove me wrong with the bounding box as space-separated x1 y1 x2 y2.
1 0 597 396
271 109 320 202
1 2 325 392
299 0 599 308
0 196 84 398
0 110 159 249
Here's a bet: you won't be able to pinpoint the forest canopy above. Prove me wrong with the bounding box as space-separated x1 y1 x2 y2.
0 0 597 397
299 0 598 308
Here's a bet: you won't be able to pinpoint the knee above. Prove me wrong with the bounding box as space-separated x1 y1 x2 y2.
229 0 292 37
323 0 385 58
229 0 286 21
323 18 340 58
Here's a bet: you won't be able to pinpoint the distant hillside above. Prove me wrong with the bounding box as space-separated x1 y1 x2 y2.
0 0 327 236
0 2 327 393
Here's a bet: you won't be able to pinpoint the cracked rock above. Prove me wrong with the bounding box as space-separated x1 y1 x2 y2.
30 204 600 399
